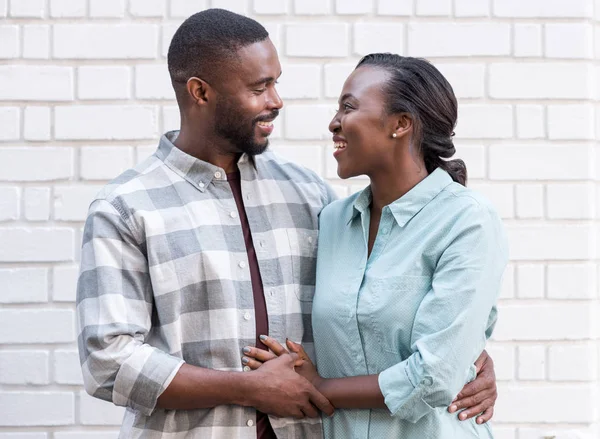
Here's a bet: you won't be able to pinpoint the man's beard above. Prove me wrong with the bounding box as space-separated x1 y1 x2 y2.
214 95 278 156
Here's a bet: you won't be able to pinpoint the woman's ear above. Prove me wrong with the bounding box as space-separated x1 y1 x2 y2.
391 113 413 139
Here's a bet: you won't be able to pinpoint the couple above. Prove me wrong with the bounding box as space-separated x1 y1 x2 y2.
76 8 507 439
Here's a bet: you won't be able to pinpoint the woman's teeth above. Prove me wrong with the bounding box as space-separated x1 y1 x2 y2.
334 142 347 150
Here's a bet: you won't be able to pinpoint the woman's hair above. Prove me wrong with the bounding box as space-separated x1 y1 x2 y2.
356 53 467 186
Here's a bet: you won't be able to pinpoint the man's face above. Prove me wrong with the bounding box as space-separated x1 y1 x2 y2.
212 38 283 156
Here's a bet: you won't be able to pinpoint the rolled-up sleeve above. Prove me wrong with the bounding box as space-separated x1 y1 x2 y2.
76 199 184 416
378 201 508 422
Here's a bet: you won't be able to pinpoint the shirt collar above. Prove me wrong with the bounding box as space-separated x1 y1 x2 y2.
156 131 253 192
347 168 453 227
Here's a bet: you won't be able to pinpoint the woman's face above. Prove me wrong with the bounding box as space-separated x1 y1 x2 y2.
329 66 399 180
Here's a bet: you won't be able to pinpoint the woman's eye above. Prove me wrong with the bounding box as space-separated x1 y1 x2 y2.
343 103 353 111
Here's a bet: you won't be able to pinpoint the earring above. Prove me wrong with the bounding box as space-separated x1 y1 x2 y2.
392 133 397 138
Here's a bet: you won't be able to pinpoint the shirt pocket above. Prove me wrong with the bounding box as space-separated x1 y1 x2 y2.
286 228 318 302
368 274 431 355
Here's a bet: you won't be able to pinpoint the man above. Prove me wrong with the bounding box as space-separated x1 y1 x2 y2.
76 8 497 439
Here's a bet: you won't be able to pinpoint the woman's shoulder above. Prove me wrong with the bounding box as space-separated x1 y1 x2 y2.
439 182 503 225
320 190 362 221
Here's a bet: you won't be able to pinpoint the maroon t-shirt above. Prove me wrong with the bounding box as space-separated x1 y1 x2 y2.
227 172 277 439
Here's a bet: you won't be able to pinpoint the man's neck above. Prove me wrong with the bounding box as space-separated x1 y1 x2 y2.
174 128 241 173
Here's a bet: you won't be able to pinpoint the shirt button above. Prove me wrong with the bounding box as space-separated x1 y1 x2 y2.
247 419 254 427
270 288 275 296
214 171 222 179
243 312 251 320
381 228 389 234
259 241 265 248
198 182 205 188
307 236 313 244
243 366 251 372
239 261 247 269
230 211 237 218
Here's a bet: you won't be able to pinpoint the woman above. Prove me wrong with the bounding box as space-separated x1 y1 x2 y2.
243 54 508 438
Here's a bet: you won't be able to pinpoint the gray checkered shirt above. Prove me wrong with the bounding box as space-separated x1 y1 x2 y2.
76 131 336 438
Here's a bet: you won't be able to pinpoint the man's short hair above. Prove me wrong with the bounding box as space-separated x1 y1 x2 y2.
167 8 269 85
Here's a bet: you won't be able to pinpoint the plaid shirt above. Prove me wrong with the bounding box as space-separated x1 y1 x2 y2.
76 132 336 439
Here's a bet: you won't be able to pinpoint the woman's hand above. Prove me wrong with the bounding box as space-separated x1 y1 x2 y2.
242 336 323 387
448 350 497 424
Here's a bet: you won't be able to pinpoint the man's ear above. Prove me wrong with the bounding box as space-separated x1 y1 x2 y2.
186 77 212 106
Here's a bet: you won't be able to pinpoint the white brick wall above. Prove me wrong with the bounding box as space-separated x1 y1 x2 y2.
0 1 598 438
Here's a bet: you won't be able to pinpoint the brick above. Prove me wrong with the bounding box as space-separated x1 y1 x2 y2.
454 0 489 17
0 228 75 262
0 309 74 343
79 391 126 425
454 144 485 179
499 264 515 299
78 66 131 100
548 344 598 381
408 23 510 57
547 183 595 220
24 187 51 221
547 263 597 300
0 148 73 181
210 0 247 14
547 104 594 140
324 63 355 98
170 0 206 17
506 224 594 261
9 0 45 18
545 23 592 59
81 146 134 180
50 0 86 17
0 107 19 140
24 106 51 141
277 64 321 99
490 63 592 99
0 25 19 58
0 268 47 303
335 0 371 14
162 106 180 131
489 144 593 181
54 186 103 221
0 434 48 439
493 427 516 439
270 145 323 175
515 184 544 219
515 105 544 139
129 0 164 16
0 351 49 384
161 23 180 58
353 23 404 55
0 66 73 101
470 183 513 219
493 302 595 340
493 0 592 18
495 384 596 423
514 24 542 57
55 433 120 439
518 345 546 380
89 0 124 17
137 145 157 164
456 105 513 139
53 265 79 302
294 0 331 14
53 24 158 59
416 0 451 16
0 392 74 426
254 0 287 14
485 344 515 380
519 426 598 439
0 0 6 17
285 105 332 140
0 187 19 221
54 350 83 385
435 64 485 99
378 0 412 15
286 24 349 57
516 264 545 299
23 25 49 59
55 105 158 140
135 64 174 100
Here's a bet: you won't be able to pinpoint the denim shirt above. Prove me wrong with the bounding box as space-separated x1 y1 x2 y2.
312 168 508 439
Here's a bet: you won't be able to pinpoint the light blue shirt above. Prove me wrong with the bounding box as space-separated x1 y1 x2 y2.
312 168 508 439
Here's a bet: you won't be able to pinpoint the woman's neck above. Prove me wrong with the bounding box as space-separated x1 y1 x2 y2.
369 161 429 212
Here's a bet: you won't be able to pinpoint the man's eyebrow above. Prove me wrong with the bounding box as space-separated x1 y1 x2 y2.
338 93 355 104
248 71 283 87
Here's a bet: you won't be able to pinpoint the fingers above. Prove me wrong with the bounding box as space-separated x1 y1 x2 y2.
259 335 288 356
309 386 334 417
300 402 319 418
448 390 485 413
454 399 490 421
286 339 309 360
476 406 494 424
243 346 277 362
474 350 489 373
241 356 263 370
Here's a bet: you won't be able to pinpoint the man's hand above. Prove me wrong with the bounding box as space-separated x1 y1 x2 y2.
246 353 334 419
448 350 497 424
